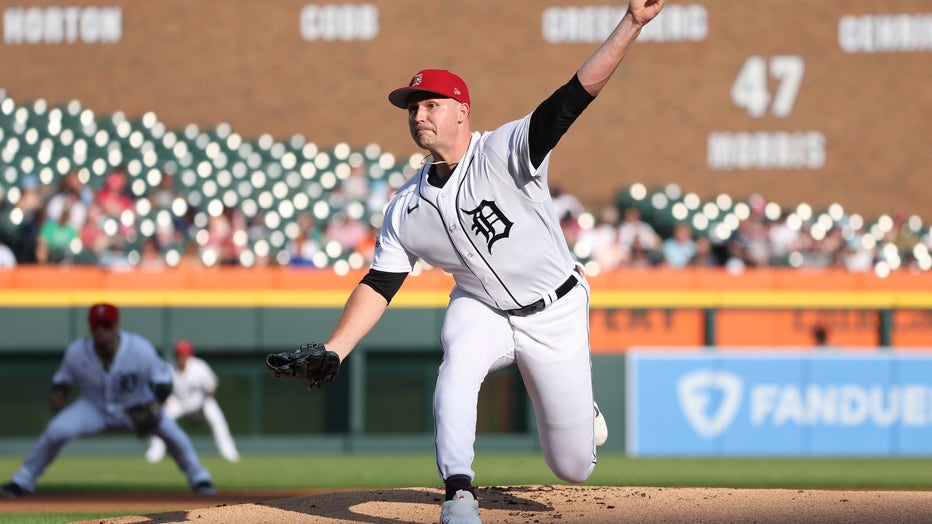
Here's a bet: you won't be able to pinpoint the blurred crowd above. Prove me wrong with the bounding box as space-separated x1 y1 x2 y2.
1 93 928 277
0 163 386 272
558 183 931 277
1 161 930 278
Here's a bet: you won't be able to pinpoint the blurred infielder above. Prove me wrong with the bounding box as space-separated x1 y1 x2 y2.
145 339 240 464
266 1 664 522
0 303 215 498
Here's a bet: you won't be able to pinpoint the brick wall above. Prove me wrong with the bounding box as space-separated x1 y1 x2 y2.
1 0 929 221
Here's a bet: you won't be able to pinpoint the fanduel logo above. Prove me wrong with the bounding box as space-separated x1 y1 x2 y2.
676 369 743 438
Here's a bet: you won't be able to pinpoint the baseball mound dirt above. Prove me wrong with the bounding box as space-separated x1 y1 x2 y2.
60 485 932 523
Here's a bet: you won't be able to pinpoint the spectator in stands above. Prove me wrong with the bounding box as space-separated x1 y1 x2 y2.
660 223 697 269
246 211 271 248
153 219 181 258
16 174 45 217
768 210 801 265
286 211 324 267
93 169 142 261
45 171 90 233
35 204 78 264
204 206 246 266
13 174 44 264
727 216 770 268
0 186 18 257
177 241 206 268
341 163 371 203
581 206 625 270
324 212 369 255
355 222 380 265
0 240 16 269
559 212 582 252
97 235 134 270
95 168 134 220
824 227 848 268
627 236 654 268
147 171 190 251
841 234 874 272
138 236 167 270
366 177 393 217
591 228 628 270
78 202 108 263
617 206 661 260
689 235 719 268
884 211 920 266
552 184 585 223
800 228 843 269
581 207 619 249
921 230 932 266
148 171 181 211
287 235 321 267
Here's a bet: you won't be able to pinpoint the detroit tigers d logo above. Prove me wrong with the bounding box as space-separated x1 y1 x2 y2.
463 200 512 254
118 373 139 394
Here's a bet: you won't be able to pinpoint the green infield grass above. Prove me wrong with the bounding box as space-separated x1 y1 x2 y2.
2 453 932 524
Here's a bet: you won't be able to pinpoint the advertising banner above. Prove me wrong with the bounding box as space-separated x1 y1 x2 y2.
627 351 932 456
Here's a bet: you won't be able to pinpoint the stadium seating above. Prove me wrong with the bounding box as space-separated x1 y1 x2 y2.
0 89 929 274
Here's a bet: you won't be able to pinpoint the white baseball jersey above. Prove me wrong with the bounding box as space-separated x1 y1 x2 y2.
53 331 170 421
168 356 218 415
373 114 576 311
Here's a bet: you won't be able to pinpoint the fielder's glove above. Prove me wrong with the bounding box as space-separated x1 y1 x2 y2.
125 402 161 438
266 342 341 388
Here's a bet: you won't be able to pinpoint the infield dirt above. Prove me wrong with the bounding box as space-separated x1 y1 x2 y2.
32 485 932 523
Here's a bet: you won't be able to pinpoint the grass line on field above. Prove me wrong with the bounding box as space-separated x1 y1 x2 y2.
4 454 932 491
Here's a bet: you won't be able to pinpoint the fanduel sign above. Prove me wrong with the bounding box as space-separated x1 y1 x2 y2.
627 352 932 456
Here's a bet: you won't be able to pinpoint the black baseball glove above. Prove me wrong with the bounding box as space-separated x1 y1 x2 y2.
266 342 341 388
125 402 161 437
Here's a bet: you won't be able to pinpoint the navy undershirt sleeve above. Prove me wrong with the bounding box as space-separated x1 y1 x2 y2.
360 268 408 304
528 74 596 169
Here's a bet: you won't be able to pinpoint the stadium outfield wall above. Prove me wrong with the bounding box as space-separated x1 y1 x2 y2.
0 266 929 454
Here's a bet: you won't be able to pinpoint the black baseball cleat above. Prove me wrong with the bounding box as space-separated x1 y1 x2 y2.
192 480 217 495
0 482 25 499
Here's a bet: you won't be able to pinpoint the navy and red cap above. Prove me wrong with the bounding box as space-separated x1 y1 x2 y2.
174 339 195 357
388 69 470 109
88 303 119 326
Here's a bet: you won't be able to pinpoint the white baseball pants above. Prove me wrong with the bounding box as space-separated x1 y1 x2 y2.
434 278 596 485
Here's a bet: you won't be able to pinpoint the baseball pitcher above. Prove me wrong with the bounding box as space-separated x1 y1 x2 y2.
266 1 664 522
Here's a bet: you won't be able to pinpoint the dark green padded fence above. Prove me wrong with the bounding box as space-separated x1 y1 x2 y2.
0 306 627 453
